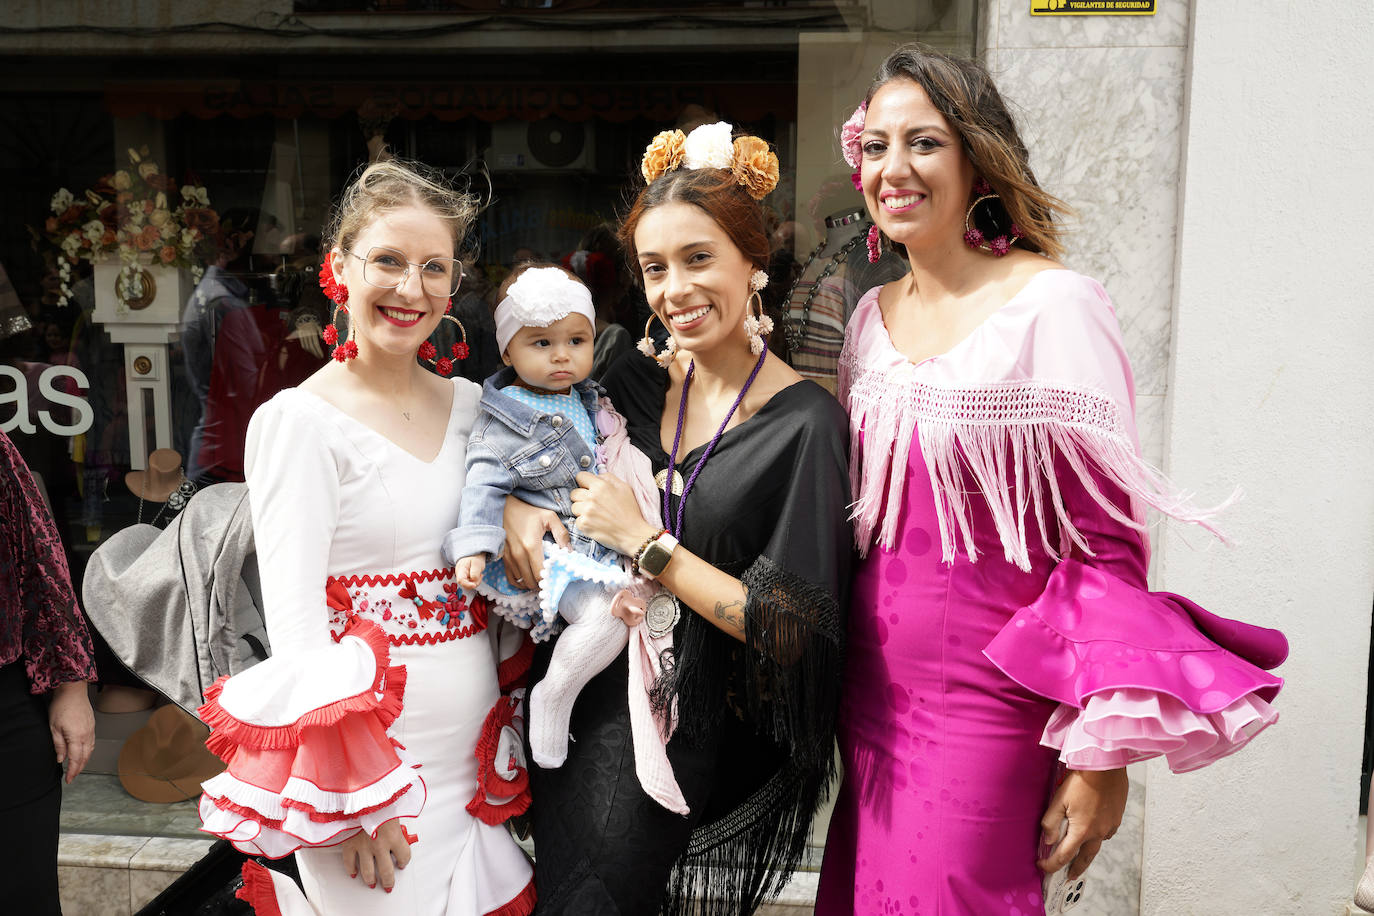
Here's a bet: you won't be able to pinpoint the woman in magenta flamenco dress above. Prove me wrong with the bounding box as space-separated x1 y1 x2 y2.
815 45 1288 916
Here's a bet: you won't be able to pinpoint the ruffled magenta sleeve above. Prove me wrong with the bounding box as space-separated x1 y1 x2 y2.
983 452 1287 773
984 559 1285 772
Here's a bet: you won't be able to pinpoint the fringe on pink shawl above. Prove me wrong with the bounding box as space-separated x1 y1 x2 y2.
837 280 1237 569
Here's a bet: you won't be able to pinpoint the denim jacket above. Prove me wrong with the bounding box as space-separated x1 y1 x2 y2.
441 366 603 565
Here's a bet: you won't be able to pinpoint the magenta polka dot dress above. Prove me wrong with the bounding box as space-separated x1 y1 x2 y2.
815 272 1288 916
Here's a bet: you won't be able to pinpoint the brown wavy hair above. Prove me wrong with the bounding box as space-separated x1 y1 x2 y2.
867 43 1071 260
618 166 770 277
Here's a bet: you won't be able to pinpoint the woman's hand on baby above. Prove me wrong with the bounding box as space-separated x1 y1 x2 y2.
570 471 657 555
340 818 413 892
502 496 568 588
455 555 486 590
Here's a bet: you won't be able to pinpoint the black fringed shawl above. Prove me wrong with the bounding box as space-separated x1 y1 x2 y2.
603 354 851 916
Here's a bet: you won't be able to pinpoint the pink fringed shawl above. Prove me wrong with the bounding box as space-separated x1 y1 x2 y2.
838 270 1234 569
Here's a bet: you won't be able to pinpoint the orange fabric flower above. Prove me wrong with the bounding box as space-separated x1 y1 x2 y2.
159 245 177 263
135 225 162 251
641 129 686 184
730 136 779 200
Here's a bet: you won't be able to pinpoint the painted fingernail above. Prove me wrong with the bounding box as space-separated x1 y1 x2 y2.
384 887 392 894
368 883 376 889
349 872 357 879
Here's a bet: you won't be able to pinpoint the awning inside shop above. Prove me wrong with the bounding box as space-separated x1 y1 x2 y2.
104 80 796 123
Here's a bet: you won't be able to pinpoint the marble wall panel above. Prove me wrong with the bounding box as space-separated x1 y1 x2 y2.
985 44 1186 398
995 0 1190 50
58 864 132 916
57 833 148 916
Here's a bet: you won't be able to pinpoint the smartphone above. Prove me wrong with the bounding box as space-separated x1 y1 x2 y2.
1039 819 1087 914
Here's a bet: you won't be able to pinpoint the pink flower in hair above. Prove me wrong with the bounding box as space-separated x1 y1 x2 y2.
850 171 863 192
840 101 867 169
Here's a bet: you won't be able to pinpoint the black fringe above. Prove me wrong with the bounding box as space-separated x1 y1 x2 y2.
652 555 844 916
663 762 832 916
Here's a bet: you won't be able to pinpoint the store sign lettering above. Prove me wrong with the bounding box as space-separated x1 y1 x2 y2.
0 365 93 436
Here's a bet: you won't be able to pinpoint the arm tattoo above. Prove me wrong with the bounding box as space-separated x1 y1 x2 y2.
713 599 745 629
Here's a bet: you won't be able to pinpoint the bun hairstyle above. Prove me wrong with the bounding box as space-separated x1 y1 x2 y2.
619 122 777 275
325 157 479 259
862 43 1071 260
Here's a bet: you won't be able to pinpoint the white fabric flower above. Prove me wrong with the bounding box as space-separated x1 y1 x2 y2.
50 188 74 214
750 269 769 291
682 121 735 170
82 220 105 243
494 266 596 352
60 234 81 257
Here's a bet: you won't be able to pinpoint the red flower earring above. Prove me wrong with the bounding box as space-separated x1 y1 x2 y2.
418 315 469 377
318 253 349 305
319 254 358 361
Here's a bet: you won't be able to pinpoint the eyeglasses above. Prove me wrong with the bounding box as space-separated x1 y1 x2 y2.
345 246 463 297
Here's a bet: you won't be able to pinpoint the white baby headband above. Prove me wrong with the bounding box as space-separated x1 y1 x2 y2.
495 266 596 353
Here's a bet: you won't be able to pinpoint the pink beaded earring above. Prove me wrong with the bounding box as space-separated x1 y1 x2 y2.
963 178 1021 257
866 225 882 264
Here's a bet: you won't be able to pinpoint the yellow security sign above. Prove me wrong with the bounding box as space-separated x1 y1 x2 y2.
1031 0 1155 13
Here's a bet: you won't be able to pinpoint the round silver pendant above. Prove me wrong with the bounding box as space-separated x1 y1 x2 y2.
654 468 684 496
644 592 681 639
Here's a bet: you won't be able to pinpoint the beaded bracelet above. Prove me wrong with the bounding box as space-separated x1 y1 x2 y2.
631 528 668 576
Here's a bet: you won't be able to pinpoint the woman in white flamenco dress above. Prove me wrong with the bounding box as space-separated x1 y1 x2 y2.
195 158 535 916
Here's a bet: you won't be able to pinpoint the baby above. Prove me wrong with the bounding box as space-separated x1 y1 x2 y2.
442 265 686 814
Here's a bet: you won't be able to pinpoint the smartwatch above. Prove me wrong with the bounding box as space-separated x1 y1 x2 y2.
635 531 679 579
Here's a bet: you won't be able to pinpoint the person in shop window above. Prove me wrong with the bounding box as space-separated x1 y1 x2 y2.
0 428 97 916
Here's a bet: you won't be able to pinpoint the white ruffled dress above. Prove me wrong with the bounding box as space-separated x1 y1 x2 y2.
197 380 534 916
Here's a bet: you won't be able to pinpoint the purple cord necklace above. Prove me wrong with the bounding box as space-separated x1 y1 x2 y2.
663 342 769 539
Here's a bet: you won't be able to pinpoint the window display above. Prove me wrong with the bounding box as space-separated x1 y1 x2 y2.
0 0 977 871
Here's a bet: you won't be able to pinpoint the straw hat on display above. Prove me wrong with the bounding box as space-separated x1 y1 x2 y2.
117 704 225 803
125 448 187 502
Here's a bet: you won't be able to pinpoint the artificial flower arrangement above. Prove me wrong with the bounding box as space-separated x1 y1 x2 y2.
32 146 226 307
641 121 780 200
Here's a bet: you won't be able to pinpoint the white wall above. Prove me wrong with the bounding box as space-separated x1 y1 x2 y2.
1146 2 1374 914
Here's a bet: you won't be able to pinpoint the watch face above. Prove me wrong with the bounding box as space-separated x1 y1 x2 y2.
640 540 673 577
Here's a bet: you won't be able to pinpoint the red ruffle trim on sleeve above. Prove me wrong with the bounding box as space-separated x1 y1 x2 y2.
467 693 532 826
198 618 426 859
983 559 1287 774
236 861 285 916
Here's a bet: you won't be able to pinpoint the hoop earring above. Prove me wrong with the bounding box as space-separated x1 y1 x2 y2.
324 303 358 362
866 225 883 264
742 287 773 357
418 316 470 377
318 253 349 305
637 314 677 369
963 179 1021 257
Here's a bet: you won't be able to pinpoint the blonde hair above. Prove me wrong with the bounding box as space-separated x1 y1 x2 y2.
325 158 479 258
869 44 1072 260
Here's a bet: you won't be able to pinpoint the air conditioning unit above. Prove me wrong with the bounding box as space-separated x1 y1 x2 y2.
488 119 594 172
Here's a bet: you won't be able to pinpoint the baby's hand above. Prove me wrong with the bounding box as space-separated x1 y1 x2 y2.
455 555 486 589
